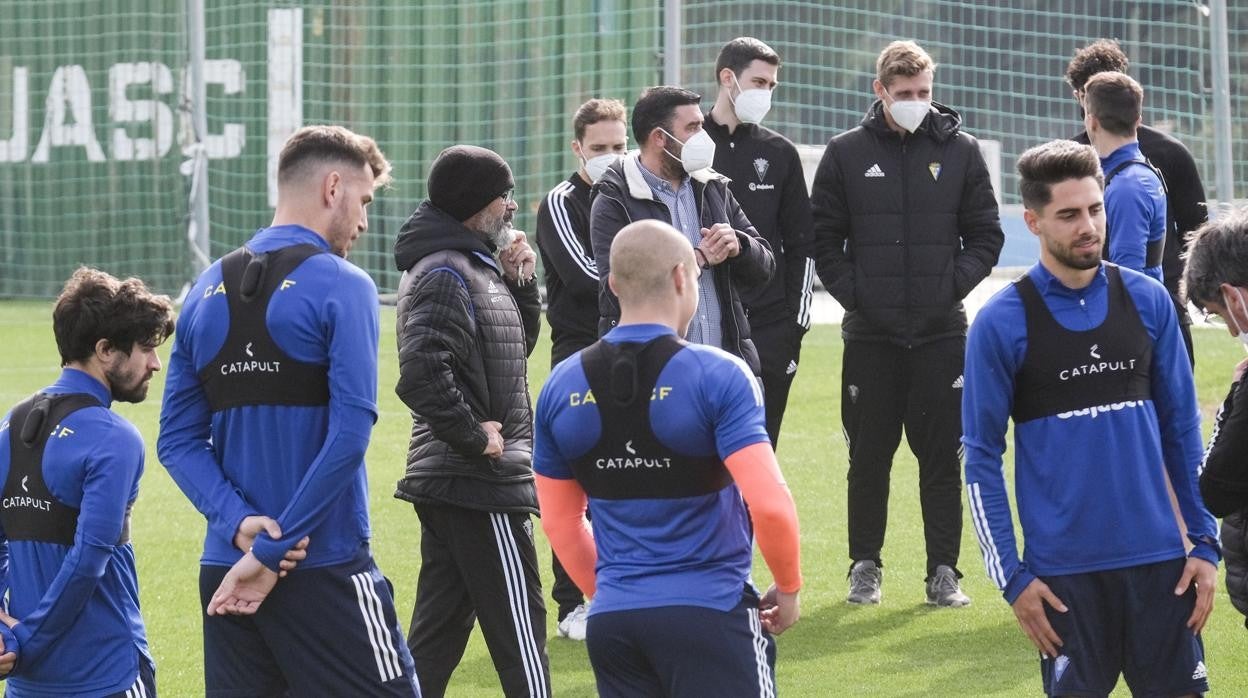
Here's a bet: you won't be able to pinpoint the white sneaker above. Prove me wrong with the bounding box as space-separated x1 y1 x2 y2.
556 602 589 641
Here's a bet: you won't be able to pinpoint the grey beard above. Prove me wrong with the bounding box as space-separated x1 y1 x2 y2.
489 223 516 250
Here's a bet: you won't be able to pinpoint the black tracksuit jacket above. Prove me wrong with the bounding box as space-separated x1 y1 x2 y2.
704 112 816 332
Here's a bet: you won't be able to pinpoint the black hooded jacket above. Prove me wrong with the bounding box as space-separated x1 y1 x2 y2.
392 201 542 514
811 100 1003 346
1199 377 1248 626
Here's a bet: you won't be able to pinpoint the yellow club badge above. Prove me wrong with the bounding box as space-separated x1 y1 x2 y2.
929 162 942 181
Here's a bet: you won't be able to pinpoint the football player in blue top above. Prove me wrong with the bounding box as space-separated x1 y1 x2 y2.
964 139 1218 697
535 219 801 697
157 125 420 696
0 267 172 696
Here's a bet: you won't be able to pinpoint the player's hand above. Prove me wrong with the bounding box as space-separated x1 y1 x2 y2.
1233 357 1248 383
1010 578 1066 658
206 543 305 616
0 609 17 677
698 223 739 265
234 515 282 554
480 421 505 458
277 536 311 577
758 584 800 635
500 231 536 283
1176 556 1217 634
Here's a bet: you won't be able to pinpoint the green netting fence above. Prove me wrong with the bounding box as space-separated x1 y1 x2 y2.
1 1 1244 298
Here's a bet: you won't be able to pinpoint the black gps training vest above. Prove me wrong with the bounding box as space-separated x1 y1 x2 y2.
568 335 732 500
2 393 131 546
199 244 331 411
1011 265 1153 424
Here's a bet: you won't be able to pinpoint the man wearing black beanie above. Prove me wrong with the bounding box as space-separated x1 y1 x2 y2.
392 145 550 697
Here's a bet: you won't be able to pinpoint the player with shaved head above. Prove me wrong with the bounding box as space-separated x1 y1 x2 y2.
534 219 802 696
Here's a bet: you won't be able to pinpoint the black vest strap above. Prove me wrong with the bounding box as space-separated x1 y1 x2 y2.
2 393 131 546
568 335 732 500
198 244 331 411
1011 265 1153 423
1105 159 1167 268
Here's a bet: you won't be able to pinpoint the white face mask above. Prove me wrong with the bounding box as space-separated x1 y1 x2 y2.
885 91 931 133
1223 287 1248 352
661 128 716 174
731 74 772 125
580 152 618 184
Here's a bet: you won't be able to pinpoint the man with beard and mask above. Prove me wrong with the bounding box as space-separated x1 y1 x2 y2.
1068 38 1207 368
705 37 814 447
159 126 420 695
1181 208 1248 630
965 140 1218 696
392 145 548 697
534 97 628 641
589 85 775 377
811 39 1002 607
0 268 172 696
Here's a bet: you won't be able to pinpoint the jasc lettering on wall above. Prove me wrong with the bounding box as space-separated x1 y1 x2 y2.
0 60 246 164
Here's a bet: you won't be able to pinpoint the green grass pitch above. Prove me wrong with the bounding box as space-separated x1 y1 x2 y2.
1 299 1245 696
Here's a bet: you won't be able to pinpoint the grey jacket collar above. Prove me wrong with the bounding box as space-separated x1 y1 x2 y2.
621 150 728 202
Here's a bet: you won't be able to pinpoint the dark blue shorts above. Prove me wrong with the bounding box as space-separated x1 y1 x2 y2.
585 593 777 698
1039 557 1207 697
106 652 156 697
200 546 419 697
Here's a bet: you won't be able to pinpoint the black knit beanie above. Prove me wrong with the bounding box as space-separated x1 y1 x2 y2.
426 145 514 222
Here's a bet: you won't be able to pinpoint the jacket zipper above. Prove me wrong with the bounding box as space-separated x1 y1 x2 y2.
900 136 913 348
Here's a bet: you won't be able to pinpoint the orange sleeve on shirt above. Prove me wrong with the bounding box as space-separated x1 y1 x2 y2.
534 474 597 598
724 442 803 593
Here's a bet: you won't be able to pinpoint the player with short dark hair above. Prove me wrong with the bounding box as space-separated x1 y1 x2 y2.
965 139 1218 696
157 125 420 696
1082 71 1166 284
0 267 173 695
536 219 801 696
1067 38 1208 367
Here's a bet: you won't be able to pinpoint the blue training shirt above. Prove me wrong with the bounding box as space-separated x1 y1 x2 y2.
157 225 379 571
533 323 769 615
1103 142 1166 283
963 263 1218 604
0 369 151 696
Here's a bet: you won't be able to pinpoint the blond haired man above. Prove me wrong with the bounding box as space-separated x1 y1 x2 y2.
811 40 1003 606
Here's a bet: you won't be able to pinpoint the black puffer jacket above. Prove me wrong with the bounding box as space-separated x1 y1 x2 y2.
811 100 1003 346
392 201 542 514
1199 377 1248 626
589 152 775 375
1222 513 1248 628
